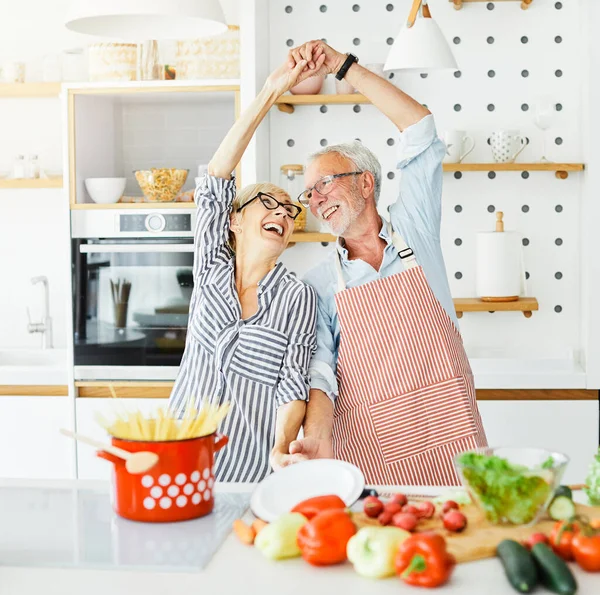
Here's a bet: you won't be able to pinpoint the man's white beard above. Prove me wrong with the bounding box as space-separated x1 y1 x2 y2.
323 195 366 236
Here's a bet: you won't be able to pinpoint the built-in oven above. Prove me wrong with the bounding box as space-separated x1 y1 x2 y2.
71 209 196 380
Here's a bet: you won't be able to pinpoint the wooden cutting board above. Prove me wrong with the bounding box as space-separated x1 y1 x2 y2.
353 503 600 564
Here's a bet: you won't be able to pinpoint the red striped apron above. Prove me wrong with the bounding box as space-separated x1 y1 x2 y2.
333 228 488 486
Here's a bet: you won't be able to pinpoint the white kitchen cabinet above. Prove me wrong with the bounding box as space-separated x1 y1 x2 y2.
477 400 599 485
0 397 73 479
75 398 165 480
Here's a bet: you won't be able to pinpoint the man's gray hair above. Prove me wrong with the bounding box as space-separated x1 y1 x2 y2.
308 140 383 204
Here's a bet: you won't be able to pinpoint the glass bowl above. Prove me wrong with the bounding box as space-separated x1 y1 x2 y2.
454 446 569 526
134 168 189 202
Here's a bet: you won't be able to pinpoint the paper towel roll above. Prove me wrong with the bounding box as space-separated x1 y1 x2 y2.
476 231 523 300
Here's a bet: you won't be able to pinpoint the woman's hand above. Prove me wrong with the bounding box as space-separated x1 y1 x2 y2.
288 40 345 77
263 53 326 97
270 437 334 471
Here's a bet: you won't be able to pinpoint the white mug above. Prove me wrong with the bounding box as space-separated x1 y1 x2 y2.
443 130 475 164
489 130 526 163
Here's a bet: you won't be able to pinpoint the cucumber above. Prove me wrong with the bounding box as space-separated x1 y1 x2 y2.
496 539 538 593
548 495 576 521
531 542 578 595
554 485 573 500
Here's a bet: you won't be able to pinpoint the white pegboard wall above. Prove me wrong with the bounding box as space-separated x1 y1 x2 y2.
271 0 583 360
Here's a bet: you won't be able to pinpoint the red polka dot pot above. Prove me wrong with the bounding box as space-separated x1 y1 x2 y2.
97 433 228 523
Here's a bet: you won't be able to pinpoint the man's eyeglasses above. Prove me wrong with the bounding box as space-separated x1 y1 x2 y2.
236 192 303 220
297 171 363 207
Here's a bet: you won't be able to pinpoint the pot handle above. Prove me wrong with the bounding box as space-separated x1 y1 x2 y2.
97 450 125 467
214 434 229 452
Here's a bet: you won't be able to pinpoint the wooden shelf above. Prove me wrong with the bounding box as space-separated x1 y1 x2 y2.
443 162 584 179
275 93 370 113
0 82 61 98
71 201 195 210
0 176 63 189
450 0 533 10
454 297 539 319
290 232 336 243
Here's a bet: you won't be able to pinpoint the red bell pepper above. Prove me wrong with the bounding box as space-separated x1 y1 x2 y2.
290 494 346 520
395 532 456 588
296 508 357 566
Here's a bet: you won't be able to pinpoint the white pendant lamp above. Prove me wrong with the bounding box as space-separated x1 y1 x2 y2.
384 0 458 73
65 0 228 40
219 0 240 28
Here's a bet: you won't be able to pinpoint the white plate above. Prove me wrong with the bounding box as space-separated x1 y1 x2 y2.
250 459 365 522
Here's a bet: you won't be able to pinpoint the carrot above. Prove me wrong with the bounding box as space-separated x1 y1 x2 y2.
233 519 256 545
252 519 269 535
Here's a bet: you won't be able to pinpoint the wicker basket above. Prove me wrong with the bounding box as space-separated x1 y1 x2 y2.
88 43 138 82
175 26 240 79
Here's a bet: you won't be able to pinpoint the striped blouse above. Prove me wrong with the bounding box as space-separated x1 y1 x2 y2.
169 174 317 483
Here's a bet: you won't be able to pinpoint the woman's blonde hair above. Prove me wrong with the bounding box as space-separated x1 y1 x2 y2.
229 182 292 251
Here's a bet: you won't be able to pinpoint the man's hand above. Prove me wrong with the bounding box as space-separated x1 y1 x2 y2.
287 40 345 77
270 437 334 471
264 52 326 98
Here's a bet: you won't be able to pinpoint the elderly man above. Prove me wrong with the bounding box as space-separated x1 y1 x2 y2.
280 41 487 485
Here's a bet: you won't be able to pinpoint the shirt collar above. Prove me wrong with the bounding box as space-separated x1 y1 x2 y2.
335 217 393 261
258 261 288 294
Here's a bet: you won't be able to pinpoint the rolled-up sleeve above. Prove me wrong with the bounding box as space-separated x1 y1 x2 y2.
275 285 318 407
193 173 236 279
308 292 338 403
389 114 446 238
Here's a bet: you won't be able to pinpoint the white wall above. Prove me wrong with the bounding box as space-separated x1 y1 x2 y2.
269 0 585 367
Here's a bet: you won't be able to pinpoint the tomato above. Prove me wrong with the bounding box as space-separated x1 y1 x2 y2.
378 510 394 526
363 496 384 519
391 493 408 507
392 512 418 532
572 533 600 572
523 532 549 550
415 501 435 519
442 500 460 514
402 504 419 516
550 520 580 561
442 511 467 532
384 501 403 516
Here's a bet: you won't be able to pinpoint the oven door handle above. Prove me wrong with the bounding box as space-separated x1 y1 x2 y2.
79 244 195 253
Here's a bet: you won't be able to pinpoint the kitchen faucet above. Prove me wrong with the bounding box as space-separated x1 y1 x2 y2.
27 275 53 349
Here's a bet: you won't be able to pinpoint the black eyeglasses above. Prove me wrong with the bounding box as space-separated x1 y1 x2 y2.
298 171 363 207
236 192 303 220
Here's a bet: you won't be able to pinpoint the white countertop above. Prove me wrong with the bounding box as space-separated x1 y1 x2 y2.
0 348 68 385
0 479 598 595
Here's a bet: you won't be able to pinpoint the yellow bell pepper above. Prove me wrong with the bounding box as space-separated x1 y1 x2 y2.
347 526 411 578
254 512 308 560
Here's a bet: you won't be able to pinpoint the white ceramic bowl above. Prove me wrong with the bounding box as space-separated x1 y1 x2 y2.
85 177 127 204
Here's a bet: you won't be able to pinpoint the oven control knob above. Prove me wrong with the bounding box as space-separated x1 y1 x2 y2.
145 213 166 233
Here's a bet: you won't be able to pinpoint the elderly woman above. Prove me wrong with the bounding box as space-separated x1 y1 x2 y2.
169 57 323 483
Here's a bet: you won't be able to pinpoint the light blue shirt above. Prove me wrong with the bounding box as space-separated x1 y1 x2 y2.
303 114 457 401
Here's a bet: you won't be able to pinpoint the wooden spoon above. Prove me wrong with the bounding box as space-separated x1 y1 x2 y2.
60 428 159 474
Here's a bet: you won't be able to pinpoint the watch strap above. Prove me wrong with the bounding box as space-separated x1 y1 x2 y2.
335 53 358 81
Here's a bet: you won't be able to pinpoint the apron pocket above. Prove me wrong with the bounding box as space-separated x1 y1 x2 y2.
369 376 479 465
229 326 288 387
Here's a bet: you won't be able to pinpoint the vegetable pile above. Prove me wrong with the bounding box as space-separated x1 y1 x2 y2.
456 452 554 525
496 485 600 594
232 492 462 588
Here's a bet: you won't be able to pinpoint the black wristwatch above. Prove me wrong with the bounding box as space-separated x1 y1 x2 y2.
335 53 358 81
